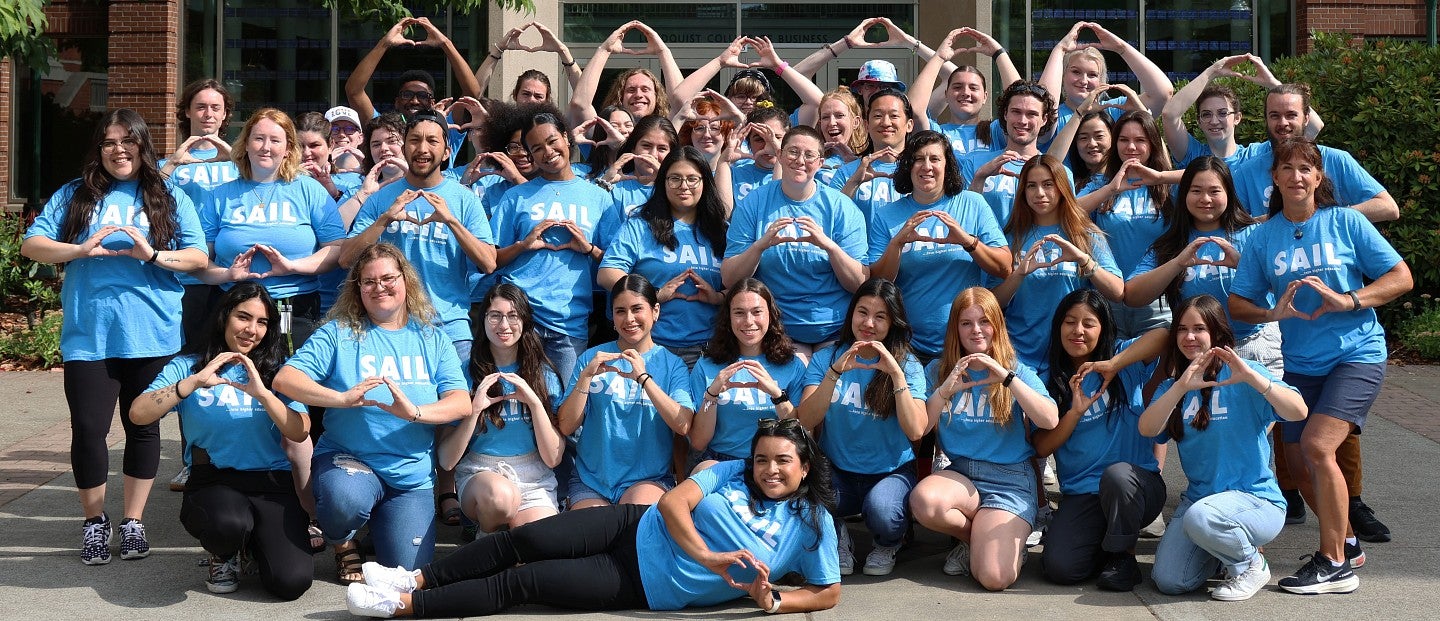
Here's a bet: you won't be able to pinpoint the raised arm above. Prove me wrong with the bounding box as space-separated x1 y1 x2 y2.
569 22 630 125
347 19 415 121
670 38 749 114
751 36 825 127
1088 23 1174 115
411 17 482 99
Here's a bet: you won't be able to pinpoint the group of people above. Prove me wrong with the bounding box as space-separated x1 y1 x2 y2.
21 14 1410 617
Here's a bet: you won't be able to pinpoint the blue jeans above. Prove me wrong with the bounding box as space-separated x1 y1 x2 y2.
452 339 473 388
312 451 437 570
1151 491 1284 595
830 462 917 548
536 325 587 386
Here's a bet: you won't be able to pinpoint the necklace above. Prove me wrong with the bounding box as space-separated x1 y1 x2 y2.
248 178 281 213
1288 209 1314 240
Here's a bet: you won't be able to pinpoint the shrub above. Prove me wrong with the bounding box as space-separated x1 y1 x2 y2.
1398 295 1440 361
0 310 62 368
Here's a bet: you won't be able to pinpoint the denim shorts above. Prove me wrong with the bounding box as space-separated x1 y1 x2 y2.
455 450 559 514
1234 322 1284 377
566 468 676 506
945 456 1039 527
1280 361 1386 442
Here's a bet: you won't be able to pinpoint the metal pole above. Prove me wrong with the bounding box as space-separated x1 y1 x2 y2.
1428 0 1437 47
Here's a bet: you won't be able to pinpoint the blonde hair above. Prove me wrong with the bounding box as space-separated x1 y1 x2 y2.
232 108 303 182
819 88 869 154
938 287 1018 426
326 243 438 336
1063 48 1108 92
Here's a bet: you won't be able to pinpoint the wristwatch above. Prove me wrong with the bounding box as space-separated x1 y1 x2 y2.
1348 290 1362 311
765 589 782 614
772 389 791 406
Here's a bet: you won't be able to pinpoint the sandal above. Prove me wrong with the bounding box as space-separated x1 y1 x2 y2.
437 492 463 527
334 540 364 585
307 520 326 554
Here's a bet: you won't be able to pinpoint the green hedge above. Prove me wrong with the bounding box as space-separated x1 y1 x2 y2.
1174 33 1440 337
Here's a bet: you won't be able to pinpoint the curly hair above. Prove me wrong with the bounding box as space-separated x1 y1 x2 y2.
894 130 963 196
325 242 438 336
997 80 1057 141
362 112 407 173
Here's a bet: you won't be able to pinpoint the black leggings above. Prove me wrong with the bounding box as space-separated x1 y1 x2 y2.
179 465 314 601
413 504 649 618
64 356 169 489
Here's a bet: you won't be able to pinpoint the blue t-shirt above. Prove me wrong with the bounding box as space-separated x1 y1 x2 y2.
1230 142 1386 218
1231 207 1401 375
600 217 724 347
1152 359 1288 507
163 147 240 288
609 179 655 216
570 343 695 503
815 154 847 187
937 119 1003 158
1172 136 1265 170
867 192 1007 355
1131 226 1263 340
825 158 898 220
149 354 307 471
465 362 563 458
202 176 346 298
351 177 495 344
925 359 1051 465
25 179 207 361
959 150 1074 227
690 355 809 459
287 319 467 490
726 183 868 344
989 225 1122 375
636 460 840 610
1046 339 1159 495
802 345 926 474
730 161 775 205
490 177 618 337
1079 179 1171 278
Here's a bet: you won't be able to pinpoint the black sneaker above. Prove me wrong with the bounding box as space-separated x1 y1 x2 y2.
1349 498 1391 543
1283 489 1306 525
81 513 112 565
1345 541 1366 569
1096 552 1142 592
1278 552 1359 594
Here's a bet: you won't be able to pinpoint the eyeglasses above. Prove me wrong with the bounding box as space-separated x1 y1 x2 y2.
783 148 823 163
329 125 360 136
485 312 523 326
692 123 723 136
359 273 403 290
756 418 802 432
397 90 434 102
665 175 703 188
503 142 528 156
100 138 140 153
1198 110 1236 122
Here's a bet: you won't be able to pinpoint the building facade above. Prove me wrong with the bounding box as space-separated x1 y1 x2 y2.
3 0 1429 213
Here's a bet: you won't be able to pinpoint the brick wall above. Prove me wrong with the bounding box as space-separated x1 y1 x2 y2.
1298 0 1427 52
1 58 11 210
107 0 181 152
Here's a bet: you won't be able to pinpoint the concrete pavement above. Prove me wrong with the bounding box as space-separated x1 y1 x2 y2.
1 365 1437 620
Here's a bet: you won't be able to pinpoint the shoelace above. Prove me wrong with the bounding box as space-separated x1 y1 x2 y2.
83 523 108 546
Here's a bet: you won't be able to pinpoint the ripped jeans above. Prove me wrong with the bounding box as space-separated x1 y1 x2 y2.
313 451 436 570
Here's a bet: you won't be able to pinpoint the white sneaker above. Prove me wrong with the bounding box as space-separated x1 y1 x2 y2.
837 526 855 576
1042 457 1058 486
932 450 952 472
1027 504 1053 548
169 466 190 492
1212 554 1271 601
942 541 971 576
362 562 419 594
862 544 900 576
347 583 405 618
1140 513 1167 538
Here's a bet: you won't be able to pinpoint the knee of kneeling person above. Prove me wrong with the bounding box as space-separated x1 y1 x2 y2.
975 567 1019 591
1041 554 1090 585
263 572 313 602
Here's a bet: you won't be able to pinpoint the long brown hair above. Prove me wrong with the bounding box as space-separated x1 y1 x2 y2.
1005 155 1101 260
1158 295 1236 440
937 287 1018 426
831 278 913 419
59 109 180 252
1101 110 1172 214
471 283 561 433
